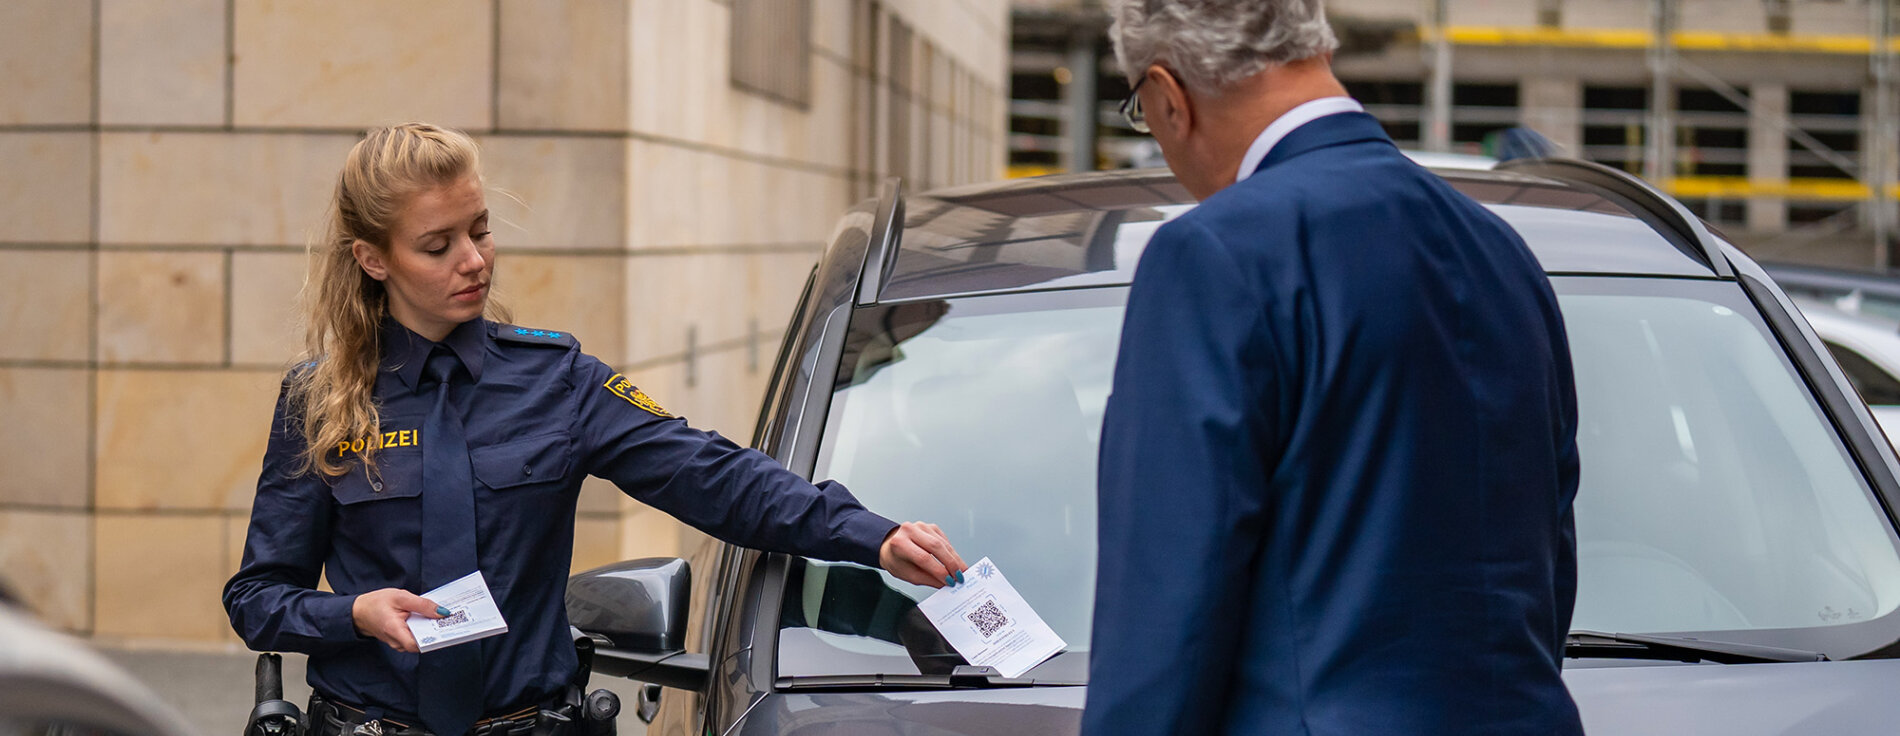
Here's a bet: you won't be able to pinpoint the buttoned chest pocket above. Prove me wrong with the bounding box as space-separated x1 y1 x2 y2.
472 432 573 491
327 416 427 506
328 450 424 505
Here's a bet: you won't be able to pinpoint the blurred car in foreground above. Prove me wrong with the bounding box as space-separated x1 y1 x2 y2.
569 161 1900 735
0 602 196 736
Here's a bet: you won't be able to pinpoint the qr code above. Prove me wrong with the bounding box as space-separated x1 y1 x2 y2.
967 599 1010 638
434 610 469 628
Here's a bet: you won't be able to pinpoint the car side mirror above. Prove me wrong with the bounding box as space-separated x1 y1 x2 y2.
565 557 710 692
566 557 691 651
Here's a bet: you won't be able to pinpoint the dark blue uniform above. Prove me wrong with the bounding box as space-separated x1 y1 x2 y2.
1085 113 1582 735
224 317 897 722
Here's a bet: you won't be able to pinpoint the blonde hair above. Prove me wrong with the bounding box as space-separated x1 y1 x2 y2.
289 122 508 477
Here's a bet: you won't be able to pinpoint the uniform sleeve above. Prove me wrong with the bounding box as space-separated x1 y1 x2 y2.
221 380 363 653
1083 219 1278 736
574 357 897 568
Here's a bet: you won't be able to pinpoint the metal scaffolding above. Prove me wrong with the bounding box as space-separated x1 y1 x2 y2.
1874 0 1896 265
1425 0 1453 153
1010 0 1900 264
1431 0 1899 266
1645 0 1677 185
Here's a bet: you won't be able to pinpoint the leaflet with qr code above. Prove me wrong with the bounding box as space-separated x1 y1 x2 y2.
916 557 1065 679
405 570 509 653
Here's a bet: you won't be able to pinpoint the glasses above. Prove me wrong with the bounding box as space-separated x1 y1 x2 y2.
1119 76 1149 134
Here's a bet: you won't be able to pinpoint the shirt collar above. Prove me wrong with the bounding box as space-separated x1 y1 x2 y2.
383 316 487 391
1235 96 1366 184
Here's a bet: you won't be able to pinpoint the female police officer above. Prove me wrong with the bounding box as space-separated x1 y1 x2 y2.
223 123 967 736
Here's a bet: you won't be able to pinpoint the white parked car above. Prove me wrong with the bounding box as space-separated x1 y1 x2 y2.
1792 298 1900 438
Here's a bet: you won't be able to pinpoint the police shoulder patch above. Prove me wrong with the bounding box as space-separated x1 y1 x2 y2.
495 324 578 348
603 372 675 418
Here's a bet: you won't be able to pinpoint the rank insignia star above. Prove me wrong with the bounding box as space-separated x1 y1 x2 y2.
500 326 575 347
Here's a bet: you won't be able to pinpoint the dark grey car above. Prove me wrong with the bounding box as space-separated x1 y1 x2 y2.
567 160 1900 735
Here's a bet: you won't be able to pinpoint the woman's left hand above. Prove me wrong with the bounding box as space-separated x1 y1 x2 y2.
879 521 968 588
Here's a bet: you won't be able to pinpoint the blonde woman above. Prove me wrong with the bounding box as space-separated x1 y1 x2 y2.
223 123 966 736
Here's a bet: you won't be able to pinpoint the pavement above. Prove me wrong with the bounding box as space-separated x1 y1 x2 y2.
97 644 648 736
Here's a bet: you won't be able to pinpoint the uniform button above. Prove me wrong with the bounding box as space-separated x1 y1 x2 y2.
523 465 533 476
371 481 383 492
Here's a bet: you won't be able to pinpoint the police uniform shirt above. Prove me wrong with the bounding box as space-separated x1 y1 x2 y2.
224 317 899 720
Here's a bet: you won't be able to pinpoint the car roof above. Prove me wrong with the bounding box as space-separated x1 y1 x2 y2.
878 167 1722 302
1401 150 1500 170
1794 297 1900 365
1765 262 1900 299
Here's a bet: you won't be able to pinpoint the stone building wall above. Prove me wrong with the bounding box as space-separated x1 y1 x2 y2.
0 0 1007 644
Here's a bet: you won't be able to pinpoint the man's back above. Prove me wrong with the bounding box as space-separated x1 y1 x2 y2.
1088 112 1582 735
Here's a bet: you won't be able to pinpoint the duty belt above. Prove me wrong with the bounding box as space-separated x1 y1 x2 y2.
309 693 565 736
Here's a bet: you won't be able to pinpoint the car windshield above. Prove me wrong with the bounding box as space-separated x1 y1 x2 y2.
775 278 1900 680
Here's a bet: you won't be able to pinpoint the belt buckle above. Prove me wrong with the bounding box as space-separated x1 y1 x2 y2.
352 720 383 736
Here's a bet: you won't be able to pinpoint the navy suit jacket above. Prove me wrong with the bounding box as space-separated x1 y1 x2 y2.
1085 112 1583 735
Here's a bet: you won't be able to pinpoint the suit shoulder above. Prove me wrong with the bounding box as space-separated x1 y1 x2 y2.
491 323 580 350
1162 188 1297 267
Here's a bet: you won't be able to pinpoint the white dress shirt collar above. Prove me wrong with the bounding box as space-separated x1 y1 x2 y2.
1235 96 1366 184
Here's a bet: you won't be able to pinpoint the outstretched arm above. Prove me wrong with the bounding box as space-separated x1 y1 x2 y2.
576 359 965 587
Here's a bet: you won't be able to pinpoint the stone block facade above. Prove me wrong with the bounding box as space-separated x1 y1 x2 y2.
0 0 1007 644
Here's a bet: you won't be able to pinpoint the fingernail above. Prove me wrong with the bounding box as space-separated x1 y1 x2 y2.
944 574 957 587
955 570 966 584
436 606 451 616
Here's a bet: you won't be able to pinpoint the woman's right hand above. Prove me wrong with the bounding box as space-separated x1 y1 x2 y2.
352 588 448 653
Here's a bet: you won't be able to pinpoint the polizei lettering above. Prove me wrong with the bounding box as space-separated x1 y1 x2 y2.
334 428 420 457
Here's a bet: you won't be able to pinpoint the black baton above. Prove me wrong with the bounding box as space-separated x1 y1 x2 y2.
245 652 306 736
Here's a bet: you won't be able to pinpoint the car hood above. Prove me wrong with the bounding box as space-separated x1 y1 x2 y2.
732 661 1900 735
1569 659 1900 734
734 687 1085 736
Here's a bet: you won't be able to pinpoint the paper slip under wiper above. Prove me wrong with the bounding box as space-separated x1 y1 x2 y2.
407 570 509 653
916 557 1066 679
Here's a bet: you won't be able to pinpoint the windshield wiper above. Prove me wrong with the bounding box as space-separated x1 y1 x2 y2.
777 665 1083 691
1565 630 1828 664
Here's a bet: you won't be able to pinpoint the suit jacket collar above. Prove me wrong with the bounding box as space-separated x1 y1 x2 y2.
1253 111 1395 176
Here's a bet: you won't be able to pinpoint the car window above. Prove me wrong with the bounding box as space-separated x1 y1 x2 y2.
1561 281 1900 635
1824 341 1900 406
775 278 1900 680
780 289 1120 680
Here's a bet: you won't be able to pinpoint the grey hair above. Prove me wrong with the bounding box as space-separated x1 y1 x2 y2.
1109 0 1339 96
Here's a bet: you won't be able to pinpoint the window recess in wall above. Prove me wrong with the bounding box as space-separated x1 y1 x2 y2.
731 0 814 108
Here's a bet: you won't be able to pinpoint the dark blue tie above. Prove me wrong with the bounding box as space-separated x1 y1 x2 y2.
418 348 482 735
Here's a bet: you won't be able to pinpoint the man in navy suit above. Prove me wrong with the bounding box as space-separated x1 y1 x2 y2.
1083 1 1583 734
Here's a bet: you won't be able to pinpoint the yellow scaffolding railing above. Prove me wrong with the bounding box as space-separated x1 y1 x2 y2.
1419 26 1897 54
1667 176 1900 201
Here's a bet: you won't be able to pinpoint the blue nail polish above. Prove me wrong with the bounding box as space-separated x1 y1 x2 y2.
955 570 966 585
945 574 957 587
436 605 451 616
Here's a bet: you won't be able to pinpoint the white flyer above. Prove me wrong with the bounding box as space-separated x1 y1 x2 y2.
406 570 509 653
915 557 1066 679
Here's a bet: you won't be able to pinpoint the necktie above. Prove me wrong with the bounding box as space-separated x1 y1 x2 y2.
418 348 482 735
